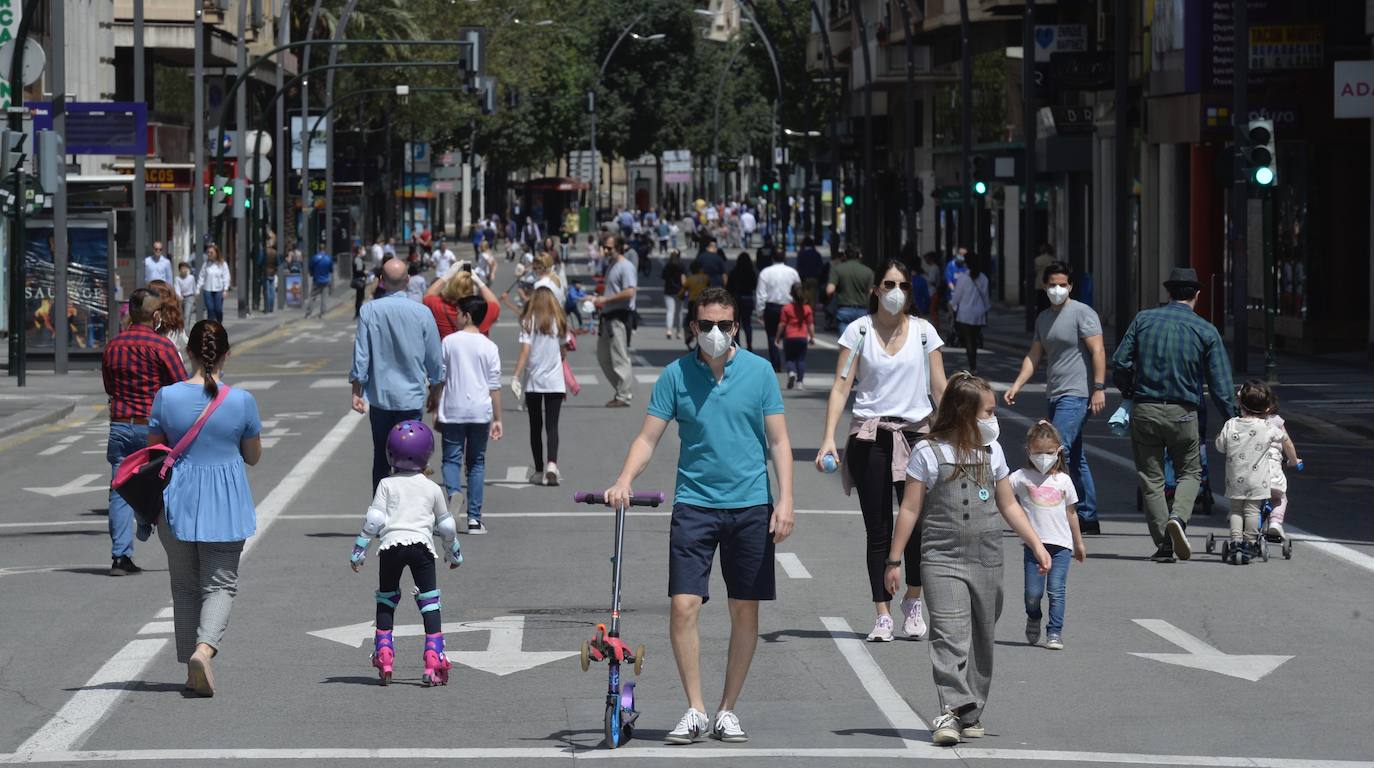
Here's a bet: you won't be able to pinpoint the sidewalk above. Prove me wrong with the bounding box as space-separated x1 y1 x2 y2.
978 304 1374 443
0 293 306 439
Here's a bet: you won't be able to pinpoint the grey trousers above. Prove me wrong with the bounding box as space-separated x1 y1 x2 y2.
304 282 329 318
920 560 1003 724
597 316 633 403
1130 403 1202 546
158 525 245 663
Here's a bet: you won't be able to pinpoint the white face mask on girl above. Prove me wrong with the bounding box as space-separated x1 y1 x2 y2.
1030 452 1059 474
976 416 1000 446
1046 285 1071 306
880 287 907 315
698 326 732 359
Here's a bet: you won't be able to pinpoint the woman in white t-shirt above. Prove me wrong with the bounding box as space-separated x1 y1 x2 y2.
512 287 568 487
815 260 948 643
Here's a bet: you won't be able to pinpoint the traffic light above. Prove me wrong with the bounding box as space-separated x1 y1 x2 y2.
842 189 855 207
1248 118 1277 187
760 169 776 193
971 156 988 196
210 175 230 217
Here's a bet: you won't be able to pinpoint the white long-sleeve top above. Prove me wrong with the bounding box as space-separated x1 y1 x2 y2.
756 262 801 307
366 472 451 556
196 261 232 293
951 271 991 326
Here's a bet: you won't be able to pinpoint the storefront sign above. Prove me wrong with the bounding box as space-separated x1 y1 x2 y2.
1334 61 1374 119
1033 25 1086 63
24 217 112 354
1250 25 1322 71
0 2 24 110
115 165 192 191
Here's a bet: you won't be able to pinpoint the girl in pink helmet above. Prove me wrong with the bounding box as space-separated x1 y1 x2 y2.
348 419 464 686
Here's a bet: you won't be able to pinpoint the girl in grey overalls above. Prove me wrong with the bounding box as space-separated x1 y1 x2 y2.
885 374 1050 745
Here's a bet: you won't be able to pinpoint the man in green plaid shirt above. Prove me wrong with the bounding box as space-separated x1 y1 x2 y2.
1112 268 1236 563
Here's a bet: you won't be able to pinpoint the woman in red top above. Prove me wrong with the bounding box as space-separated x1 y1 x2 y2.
424 266 501 337
776 282 815 390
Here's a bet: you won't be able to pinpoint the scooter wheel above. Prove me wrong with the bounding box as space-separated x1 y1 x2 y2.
580 640 590 672
634 644 646 676
1282 540 1293 559
1205 534 1215 554
603 703 621 749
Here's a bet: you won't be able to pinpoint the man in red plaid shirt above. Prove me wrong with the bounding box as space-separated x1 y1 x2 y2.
102 288 187 576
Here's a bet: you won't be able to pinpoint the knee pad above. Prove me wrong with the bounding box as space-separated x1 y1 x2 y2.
436 513 457 542
415 588 441 614
362 507 387 538
375 590 400 609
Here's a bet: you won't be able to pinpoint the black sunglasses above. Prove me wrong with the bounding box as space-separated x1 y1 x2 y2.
881 280 913 292
694 319 737 333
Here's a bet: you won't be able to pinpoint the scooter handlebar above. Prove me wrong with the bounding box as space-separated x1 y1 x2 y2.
573 491 666 507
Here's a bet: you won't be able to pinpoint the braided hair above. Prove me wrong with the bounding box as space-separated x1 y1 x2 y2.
188 320 230 398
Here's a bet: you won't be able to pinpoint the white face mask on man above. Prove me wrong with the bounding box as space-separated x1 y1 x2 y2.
698 325 732 359
1046 285 1071 306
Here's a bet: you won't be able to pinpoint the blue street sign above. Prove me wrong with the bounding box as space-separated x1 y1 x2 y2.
26 101 148 156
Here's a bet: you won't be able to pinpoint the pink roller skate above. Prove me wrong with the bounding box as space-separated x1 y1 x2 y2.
372 630 395 685
422 633 452 687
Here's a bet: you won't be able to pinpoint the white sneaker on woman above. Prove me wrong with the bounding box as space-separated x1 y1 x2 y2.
866 614 895 642
545 462 561 486
900 597 927 639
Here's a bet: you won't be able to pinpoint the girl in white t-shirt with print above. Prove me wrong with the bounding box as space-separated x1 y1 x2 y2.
512 286 568 487
1009 420 1086 651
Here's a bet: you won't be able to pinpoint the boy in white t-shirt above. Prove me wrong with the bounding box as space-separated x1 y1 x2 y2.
1009 420 1086 651
429 296 504 535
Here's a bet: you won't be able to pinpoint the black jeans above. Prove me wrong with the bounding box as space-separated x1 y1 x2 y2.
846 430 923 603
525 392 564 467
734 296 756 351
763 303 784 371
955 322 984 373
377 543 440 634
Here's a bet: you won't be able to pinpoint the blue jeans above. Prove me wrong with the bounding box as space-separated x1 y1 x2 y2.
106 422 150 558
202 290 225 322
1048 395 1097 522
439 422 489 521
1024 544 1072 635
836 306 867 337
368 407 422 492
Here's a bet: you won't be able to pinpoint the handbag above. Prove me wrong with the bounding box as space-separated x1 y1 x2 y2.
111 386 230 527
562 359 581 397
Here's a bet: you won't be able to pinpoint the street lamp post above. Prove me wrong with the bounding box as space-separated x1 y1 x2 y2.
711 42 748 204
853 0 876 263
589 15 662 226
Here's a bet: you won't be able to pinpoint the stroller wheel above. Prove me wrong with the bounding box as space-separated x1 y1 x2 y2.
1260 539 1270 562
1282 540 1293 559
580 640 591 672
1205 534 1216 554
1220 539 1230 558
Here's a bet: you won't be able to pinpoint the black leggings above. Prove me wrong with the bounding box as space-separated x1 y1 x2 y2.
525 392 564 467
846 429 922 603
955 322 983 373
376 543 440 634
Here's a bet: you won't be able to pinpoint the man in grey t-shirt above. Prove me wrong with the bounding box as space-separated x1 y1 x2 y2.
594 235 639 407
1004 262 1108 532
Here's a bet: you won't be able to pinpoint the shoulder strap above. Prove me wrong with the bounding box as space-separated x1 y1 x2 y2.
164 385 231 470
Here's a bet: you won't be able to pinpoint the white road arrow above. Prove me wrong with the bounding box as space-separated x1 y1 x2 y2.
308 615 576 677
24 474 107 498
487 466 535 488
1130 619 1293 682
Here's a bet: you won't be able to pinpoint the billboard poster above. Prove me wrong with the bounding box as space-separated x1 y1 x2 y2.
291 115 329 170
284 273 304 308
24 217 113 353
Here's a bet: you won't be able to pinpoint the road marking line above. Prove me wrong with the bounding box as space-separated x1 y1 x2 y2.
15 640 169 754
276 508 862 521
14 411 365 755
0 520 105 529
232 380 280 391
154 607 173 619
820 616 934 752
995 409 1374 577
309 378 352 388
776 552 812 579
136 622 174 636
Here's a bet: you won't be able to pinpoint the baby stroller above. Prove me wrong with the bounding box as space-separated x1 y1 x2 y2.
1206 459 1302 563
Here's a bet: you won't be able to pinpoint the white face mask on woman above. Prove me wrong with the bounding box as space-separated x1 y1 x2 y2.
880 287 907 315
976 416 1000 446
1046 285 1071 306
698 325 732 359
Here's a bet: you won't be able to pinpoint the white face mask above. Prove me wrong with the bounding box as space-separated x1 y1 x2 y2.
1046 285 1071 306
880 287 907 315
698 325 732 359
1030 452 1059 474
976 416 1000 446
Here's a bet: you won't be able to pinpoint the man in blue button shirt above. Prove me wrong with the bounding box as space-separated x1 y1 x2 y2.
350 259 444 490
304 246 334 319
605 287 795 745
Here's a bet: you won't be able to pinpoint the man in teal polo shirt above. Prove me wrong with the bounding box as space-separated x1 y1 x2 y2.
606 286 795 746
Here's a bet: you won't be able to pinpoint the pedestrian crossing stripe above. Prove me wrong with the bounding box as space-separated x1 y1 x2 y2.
232 380 280 391
309 379 353 388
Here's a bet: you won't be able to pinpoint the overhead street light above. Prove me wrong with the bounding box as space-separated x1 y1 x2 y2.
588 14 665 220
513 18 554 26
630 32 665 41
784 128 822 137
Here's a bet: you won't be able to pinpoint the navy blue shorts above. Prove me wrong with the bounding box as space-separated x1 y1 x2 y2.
669 503 776 603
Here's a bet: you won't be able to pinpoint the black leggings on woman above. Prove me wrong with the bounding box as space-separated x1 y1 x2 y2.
525 392 564 467
846 429 922 603
955 322 983 373
377 543 440 634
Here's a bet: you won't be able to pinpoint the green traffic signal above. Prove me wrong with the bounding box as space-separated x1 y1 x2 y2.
1253 166 1275 186
243 197 252 209
973 180 988 196
842 194 854 207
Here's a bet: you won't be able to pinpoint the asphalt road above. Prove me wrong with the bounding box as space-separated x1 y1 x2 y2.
2 263 1373 767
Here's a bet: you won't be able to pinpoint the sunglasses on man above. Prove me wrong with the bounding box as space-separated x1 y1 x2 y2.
694 319 737 333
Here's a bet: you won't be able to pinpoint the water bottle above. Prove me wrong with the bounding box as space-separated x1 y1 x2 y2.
821 453 839 473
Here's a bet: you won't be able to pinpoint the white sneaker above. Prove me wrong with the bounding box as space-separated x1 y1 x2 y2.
795 380 805 390
866 614 895 642
712 709 748 743
1265 520 1285 540
665 708 710 744
931 713 961 746
467 518 487 535
900 597 927 639
545 462 561 486
527 468 544 486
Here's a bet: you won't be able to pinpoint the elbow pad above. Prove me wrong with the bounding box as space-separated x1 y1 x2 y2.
436 514 457 542
362 507 387 538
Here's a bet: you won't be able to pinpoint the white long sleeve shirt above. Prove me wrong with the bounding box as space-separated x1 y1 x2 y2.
756 262 801 307
366 472 451 556
144 256 175 286
195 261 232 293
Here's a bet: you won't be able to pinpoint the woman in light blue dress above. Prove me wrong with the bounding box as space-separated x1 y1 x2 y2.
148 319 262 697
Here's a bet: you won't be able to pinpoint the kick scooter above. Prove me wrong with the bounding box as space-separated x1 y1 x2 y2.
572 490 664 749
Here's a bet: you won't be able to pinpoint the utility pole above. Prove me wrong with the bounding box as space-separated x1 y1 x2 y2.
853 1 875 263
896 0 919 254
133 0 146 290
1231 0 1249 372
51 0 69 373
235 0 249 317
959 0 973 251
193 0 205 271
275 0 290 311
1021 0 1037 332
1113 0 1132 345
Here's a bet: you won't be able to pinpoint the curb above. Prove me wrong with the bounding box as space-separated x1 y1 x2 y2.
0 401 76 440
